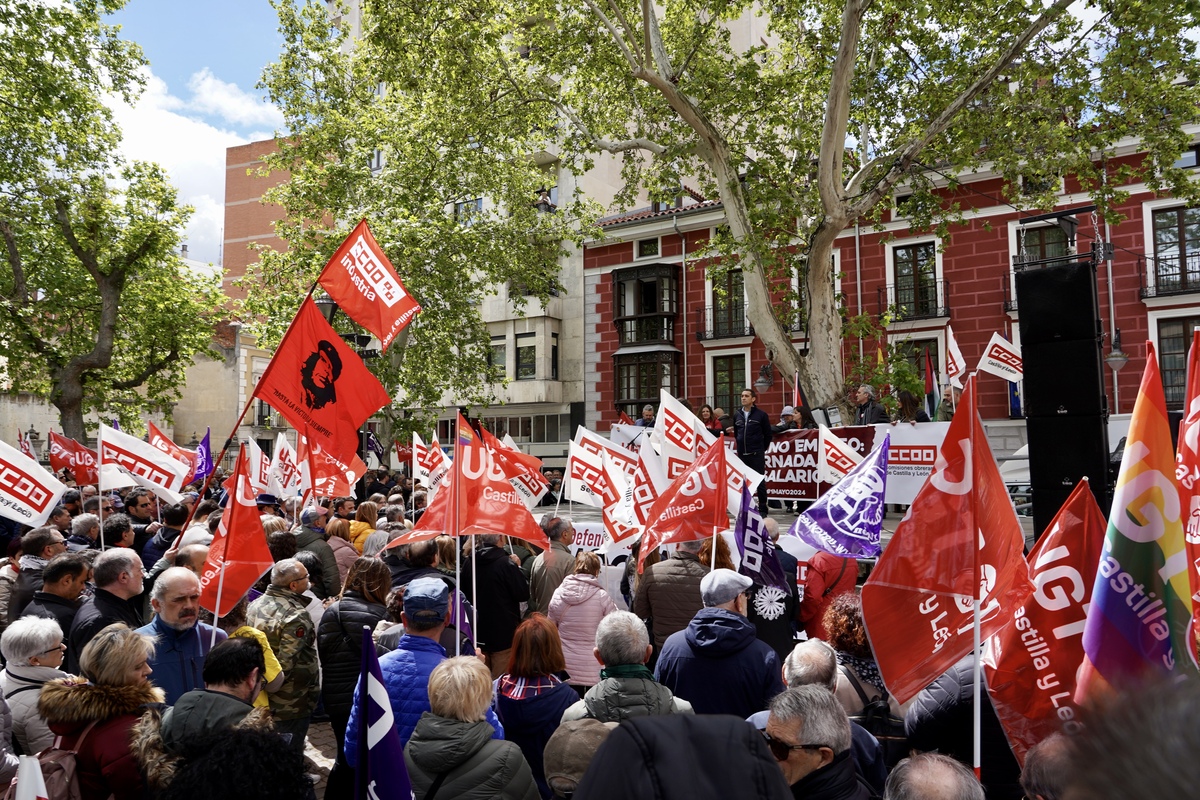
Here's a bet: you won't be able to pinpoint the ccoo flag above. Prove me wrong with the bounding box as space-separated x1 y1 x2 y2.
1076 342 1200 700
791 434 889 558
353 624 414 800
318 219 422 352
734 486 790 593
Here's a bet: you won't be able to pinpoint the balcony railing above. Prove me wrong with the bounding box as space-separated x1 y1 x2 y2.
1002 276 1017 312
696 304 753 340
877 280 950 321
617 314 675 346
1140 253 1200 298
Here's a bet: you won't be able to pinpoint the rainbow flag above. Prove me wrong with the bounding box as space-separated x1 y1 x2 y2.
1076 342 1199 701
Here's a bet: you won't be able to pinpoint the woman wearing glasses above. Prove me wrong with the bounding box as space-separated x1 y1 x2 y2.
0 616 69 755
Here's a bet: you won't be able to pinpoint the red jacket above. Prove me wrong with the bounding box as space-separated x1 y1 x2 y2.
39 677 164 800
797 551 858 641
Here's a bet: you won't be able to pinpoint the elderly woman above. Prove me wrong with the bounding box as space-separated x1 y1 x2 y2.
0 616 69 754
39 623 163 800
494 614 580 798
325 517 359 586
547 551 617 690
405 656 538 800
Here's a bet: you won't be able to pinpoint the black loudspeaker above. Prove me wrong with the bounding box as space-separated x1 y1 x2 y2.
1015 259 1102 345
1021 339 1107 417
1029 482 1114 540
1025 415 1112 535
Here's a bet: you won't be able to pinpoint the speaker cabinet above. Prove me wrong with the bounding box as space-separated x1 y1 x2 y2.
1022 339 1107 417
1015 260 1101 345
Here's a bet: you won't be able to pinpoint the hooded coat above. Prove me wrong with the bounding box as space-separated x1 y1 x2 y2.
546 574 617 686
654 608 784 719
39 677 164 800
294 524 341 599
328 536 358 587
1 663 67 754
404 714 539 800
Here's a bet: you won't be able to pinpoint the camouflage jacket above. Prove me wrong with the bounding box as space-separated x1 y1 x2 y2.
247 585 319 721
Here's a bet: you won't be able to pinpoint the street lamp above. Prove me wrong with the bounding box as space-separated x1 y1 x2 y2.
1105 327 1129 413
753 362 775 394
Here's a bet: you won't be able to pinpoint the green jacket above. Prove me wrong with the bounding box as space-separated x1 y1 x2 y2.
247 585 319 721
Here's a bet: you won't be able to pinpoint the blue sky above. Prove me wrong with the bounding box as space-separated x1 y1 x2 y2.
104 0 287 266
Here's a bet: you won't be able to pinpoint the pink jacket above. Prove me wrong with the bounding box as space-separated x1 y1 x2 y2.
547 574 618 687
329 536 359 587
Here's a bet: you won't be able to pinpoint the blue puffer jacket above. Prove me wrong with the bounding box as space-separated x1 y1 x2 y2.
345 634 503 766
654 608 784 719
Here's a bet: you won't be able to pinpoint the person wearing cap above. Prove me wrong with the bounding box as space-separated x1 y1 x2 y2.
653 568 784 719
255 493 281 518
772 405 798 436
543 719 615 799
346 576 503 762
294 505 341 599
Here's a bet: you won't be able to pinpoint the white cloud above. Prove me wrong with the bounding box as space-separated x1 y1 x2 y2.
103 67 284 267
186 68 285 129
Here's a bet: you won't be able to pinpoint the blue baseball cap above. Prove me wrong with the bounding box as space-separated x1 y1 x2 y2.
403 577 450 623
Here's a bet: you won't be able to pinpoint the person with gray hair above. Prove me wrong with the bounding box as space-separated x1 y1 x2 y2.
853 384 890 425
247 557 319 755
633 538 708 652
461 532 530 679
136 567 227 704
529 517 575 615
67 512 100 551
1 616 67 753
1019 733 1070 800
561 610 693 723
67 547 145 674
883 753 984 800
765 685 870 799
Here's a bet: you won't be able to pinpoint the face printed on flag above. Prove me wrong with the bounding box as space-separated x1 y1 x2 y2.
253 297 390 464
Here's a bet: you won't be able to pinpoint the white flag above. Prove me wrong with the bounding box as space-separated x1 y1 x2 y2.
413 432 450 502
11 754 49 800
976 332 1024 382
268 433 303 498
99 423 187 494
245 438 272 495
946 324 966 389
818 426 864 485
0 440 66 527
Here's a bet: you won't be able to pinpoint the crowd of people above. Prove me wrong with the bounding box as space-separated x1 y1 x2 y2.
0 449 1189 800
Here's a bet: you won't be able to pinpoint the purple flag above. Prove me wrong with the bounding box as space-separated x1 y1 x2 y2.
111 418 120 431
355 625 414 800
366 430 386 460
450 590 475 644
733 486 791 593
788 433 889 557
195 427 214 482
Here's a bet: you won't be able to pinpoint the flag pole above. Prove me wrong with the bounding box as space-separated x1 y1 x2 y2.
97 423 106 551
973 595 982 781
967 371 981 782
452 417 462 658
210 562 228 652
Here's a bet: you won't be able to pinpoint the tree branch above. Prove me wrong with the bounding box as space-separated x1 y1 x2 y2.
53 196 102 279
546 85 667 155
641 0 676 80
109 343 180 390
581 0 642 70
817 0 870 217
848 0 1076 217
0 220 28 303
604 0 645 66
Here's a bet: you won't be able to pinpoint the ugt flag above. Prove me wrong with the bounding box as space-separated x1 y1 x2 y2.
861 377 1032 703
791 434 889 558
318 219 422 352
253 297 390 464
353 624 414 800
734 486 790 593
198 443 274 617
47 432 99 486
1076 342 1200 700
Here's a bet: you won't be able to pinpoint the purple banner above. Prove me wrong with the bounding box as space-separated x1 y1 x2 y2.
787 434 889 557
733 486 791 593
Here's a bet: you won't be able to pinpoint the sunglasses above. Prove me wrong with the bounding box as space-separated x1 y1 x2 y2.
761 731 829 762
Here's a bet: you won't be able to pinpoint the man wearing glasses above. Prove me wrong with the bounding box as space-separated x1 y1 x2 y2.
124 488 162 553
9 528 70 622
763 685 871 800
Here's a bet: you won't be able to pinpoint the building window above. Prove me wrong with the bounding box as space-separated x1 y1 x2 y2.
369 148 383 173
1017 225 1068 261
1159 315 1200 409
614 352 677 418
256 438 274 458
711 270 746 338
1174 146 1199 170
892 242 938 318
613 264 678 345
550 333 559 380
1153 207 1200 295
454 198 483 225
711 354 746 415
488 337 507 376
895 339 940 387
256 399 272 427
636 238 660 259
516 333 536 380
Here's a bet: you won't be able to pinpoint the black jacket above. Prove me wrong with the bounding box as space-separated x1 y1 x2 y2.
854 400 889 425
67 588 143 674
904 655 1021 800
575 714 791 800
789 750 876 800
20 591 80 636
460 544 529 653
734 406 774 455
9 566 44 623
316 592 387 719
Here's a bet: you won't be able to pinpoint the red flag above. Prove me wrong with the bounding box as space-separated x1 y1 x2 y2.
618 410 634 426
16 430 34 460
389 413 549 548
199 444 274 616
393 439 413 465
984 482 1106 765
317 219 422 352
254 297 391 463
147 421 198 485
861 376 1033 703
300 432 368 498
639 440 728 573
1176 328 1200 644
47 432 99 485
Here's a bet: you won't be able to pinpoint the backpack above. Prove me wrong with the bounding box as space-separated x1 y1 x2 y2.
3 719 98 800
840 665 909 769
